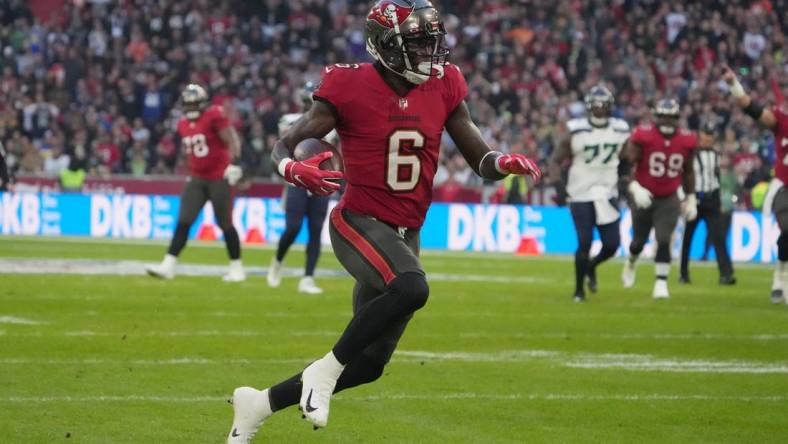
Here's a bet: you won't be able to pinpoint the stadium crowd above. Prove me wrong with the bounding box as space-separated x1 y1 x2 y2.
0 0 786 208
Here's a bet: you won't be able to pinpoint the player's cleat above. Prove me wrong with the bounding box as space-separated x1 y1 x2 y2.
146 255 176 280
298 277 323 295
622 260 636 288
771 289 785 304
718 275 736 286
146 264 174 280
573 293 586 303
299 352 345 429
679 275 691 284
267 259 282 287
652 279 670 299
223 260 247 282
227 387 273 444
586 267 598 294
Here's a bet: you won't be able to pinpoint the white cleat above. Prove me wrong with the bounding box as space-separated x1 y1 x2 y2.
652 279 670 299
298 277 323 295
622 261 636 288
299 352 345 429
145 264 174 280
267 259 282 288
223 260 247 282
227 387 272 444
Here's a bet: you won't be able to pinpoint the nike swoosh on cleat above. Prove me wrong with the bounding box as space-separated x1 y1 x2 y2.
305 389 318 413
231 428 240 437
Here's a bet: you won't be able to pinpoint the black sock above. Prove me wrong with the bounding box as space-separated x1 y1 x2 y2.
574 253 589 294
222 226 241 260
167 222 191 256
268 373 302 412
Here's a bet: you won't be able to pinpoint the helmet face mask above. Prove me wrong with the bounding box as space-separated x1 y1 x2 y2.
653 99 680 136
181 84 209 120
584 85 614 127
366 0 449 85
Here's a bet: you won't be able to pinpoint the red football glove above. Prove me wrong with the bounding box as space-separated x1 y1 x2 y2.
496 153 542 183
282 152 344 196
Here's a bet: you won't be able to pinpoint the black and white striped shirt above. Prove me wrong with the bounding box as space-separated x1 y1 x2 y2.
693 148 720 193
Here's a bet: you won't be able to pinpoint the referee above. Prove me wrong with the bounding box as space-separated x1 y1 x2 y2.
0 140 13 192
679 121 736 285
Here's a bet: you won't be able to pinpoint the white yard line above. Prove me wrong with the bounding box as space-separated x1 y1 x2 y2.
0 258 547 283
0 316 46 325
0 393 783 403
3 349 786 375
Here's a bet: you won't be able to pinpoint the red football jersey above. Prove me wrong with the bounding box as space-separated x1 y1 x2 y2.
177 104 231 180
772 105 788 183
314 63 468 228
631 124 697 197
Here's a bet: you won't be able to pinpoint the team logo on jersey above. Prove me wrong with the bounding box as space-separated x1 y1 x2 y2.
399 98 409 110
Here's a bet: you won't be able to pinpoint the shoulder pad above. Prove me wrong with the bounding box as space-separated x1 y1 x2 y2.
611 118 630 133
566 118 592 134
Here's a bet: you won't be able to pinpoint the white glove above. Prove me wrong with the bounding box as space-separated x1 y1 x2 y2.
223 164 243 186
762 178 784 216
683 193 698 221
628 181 653 209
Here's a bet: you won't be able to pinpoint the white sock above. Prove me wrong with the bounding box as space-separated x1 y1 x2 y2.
322 351 346 378
162 254 177 268
655 262 670 280
229 259 243 270
629 255 639 266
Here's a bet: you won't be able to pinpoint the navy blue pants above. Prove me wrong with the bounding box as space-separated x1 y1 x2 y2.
570 201 621 295
276 186 330 276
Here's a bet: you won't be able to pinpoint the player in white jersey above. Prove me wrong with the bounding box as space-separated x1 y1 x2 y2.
550 85 630 302
267 82 339 294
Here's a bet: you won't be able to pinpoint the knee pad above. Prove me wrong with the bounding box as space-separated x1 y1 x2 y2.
655 242 671 263
388 272 429 313
779 234 788 262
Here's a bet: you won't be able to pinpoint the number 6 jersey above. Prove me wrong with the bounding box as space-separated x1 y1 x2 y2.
177 104 232 180
566 117 630 202
314 63 468 229
631 124 697 197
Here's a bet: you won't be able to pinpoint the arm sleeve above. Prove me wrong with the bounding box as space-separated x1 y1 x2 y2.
443 64 469 113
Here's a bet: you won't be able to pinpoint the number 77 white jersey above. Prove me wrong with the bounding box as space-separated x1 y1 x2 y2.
566 117 630 202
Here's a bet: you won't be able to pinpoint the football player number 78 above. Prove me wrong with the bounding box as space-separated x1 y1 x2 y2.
387 130 424 191
183 134 210 158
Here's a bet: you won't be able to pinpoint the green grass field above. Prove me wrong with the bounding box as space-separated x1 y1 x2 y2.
1 236 787 443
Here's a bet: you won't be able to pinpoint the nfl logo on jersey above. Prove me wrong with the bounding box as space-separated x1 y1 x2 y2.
399 98 409 110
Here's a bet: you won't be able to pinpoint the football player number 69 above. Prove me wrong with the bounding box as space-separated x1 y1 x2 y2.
387 130 424 192
648 152 683 178
183 134 210 158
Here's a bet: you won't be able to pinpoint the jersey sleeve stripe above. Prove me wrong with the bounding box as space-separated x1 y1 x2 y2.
330 209 396 285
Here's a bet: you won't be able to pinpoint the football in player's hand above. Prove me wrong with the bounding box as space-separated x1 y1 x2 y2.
294 139 343 173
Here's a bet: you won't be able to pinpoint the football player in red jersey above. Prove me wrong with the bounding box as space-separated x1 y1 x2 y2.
621 99 698 299
146 84 246 282
225 1 541 441
724 67 788 304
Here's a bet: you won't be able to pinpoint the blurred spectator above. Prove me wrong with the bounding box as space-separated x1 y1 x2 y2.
0 0 783 210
